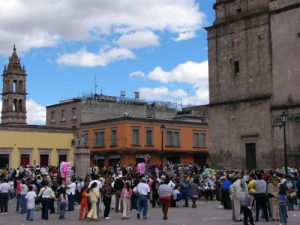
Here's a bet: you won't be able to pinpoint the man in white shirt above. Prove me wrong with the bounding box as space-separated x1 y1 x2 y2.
67 178 76 211
137 177 150 219
0 179 11 215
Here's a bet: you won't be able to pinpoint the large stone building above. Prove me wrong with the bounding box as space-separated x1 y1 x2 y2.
207 0 300 169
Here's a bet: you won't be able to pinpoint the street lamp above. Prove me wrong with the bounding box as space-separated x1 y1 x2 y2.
160 124 166 166
280 111 288 175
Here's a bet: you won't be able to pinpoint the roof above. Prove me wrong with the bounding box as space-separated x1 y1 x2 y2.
0 124 74 133
81 116 208 127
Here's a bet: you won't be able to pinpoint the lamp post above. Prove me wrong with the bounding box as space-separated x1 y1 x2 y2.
280 111 288 175
160 124 166 166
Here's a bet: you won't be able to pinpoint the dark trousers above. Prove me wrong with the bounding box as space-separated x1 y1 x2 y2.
160 198 170 219
49 198 55 213
103 196 111 218
115 190 123 212
255 193 269 222
221 189 232 209
0 193 9 213
16 194 20 212
41 198 51 220
68 194 75 211
242 206 254 225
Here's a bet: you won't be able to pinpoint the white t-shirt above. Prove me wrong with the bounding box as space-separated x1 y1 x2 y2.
137 183 150 196
67 182 76 195
26 191 37 209
0 182 11 193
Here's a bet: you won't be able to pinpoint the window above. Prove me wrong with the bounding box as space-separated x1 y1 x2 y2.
145 129 153 146
13 80 17 92
193 132 206 147
166 130 180 147
132 128 140 145
83 133 89 147
94 130 105 147
51 111 56 122
61 109 66 121
234 61 240 74
236 8 241 13
72 107 77 119
111 129 118 146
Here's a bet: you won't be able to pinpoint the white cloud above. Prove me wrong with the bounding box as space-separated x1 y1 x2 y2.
26 100 46 125
138 60 209 106
56 48 135 67
115 30 159 49
129 71 145 78
148 60 208 84
0 99 46 125
0 0 205 55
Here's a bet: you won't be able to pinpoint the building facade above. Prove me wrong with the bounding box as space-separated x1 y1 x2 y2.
207 0 300 169
0 125 74 169
80 117 209 167
46 94 178 128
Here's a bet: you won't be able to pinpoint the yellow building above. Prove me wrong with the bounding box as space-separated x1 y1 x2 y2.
0 125 74 169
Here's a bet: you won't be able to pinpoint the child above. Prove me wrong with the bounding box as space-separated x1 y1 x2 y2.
240 193 254 225
79 185 89 221
278 185 288 225
121 181 133 219
25 185 36 221
59 188 68 220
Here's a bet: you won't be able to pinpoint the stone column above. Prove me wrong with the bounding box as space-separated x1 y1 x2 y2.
74 147 90 178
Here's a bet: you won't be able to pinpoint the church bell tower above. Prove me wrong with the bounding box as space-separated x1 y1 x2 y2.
1 45 27 124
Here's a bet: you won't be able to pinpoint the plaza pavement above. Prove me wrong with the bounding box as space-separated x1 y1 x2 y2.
1 199 300 225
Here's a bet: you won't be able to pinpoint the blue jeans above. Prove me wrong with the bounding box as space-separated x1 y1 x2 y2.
68 194 75 211
138 195 148 218
26 208 34 220
59 202 66 219
279 204 288 224
20 194 27 214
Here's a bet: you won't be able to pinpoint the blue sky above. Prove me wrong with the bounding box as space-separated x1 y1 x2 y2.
0 0 216 124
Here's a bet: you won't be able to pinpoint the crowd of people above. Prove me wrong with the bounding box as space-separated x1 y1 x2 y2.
0 163 299 225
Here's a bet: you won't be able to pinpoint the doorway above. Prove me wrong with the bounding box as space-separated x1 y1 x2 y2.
20 154 30 166
0 154 9 169
246 143 257 169
40 154 49 167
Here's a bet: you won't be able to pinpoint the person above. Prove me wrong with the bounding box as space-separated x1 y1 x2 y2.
25 185 36 221
189 178 199 208
114 174 124 213
79 185 89 221
121 181 133 219
278 185 288 225
158 177 173 220
230 174 248 222
136 177 150 219
241 193 255 225
67 178 76 211
19 180 28 214
220 176 232 209
0 179 11 215
102 178 113 220
88 176 103 218
86 182 100 221
15 178 22 212
59 187 68 219
38 180 53 220
267 176 279 221
254 173 269 222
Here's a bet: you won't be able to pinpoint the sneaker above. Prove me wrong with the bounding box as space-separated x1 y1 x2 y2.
5 212 8 215
137 213 140 219
105 217 110 220
0 213 4 216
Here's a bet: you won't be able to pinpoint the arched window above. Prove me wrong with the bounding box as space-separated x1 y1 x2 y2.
13 99 18 112
19 99 23 112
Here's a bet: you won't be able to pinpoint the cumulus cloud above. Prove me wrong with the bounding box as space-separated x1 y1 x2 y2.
138 60 209 106
0 0 205 56
57 48 135 67
148 60 208 84
129 71 145 78
115 30 159 49
0 99 46 125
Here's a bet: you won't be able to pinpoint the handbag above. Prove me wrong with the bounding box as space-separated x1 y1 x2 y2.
36 188 46 204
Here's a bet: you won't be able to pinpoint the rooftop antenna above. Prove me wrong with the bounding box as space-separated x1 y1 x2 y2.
94 74 98 95
186 88 190 107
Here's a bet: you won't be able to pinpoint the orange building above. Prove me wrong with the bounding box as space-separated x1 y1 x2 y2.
80 117 208 167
